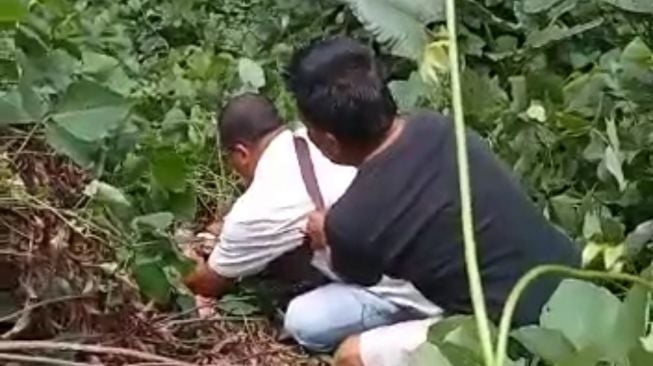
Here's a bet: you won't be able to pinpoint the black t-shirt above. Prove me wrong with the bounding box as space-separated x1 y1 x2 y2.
326 111 580 326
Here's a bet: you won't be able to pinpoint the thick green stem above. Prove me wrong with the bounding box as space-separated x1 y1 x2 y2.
494 265 653 366
444 0 495 364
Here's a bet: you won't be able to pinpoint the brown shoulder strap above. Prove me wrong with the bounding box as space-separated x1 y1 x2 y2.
293 136 325 210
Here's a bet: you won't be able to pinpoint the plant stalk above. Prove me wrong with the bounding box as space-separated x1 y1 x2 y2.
444 0 495 364
494 265 653 366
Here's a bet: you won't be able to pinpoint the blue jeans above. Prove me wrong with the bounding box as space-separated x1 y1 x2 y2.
283 283 419 352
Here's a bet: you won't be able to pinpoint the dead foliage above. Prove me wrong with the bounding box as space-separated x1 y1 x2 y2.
0 127 326 365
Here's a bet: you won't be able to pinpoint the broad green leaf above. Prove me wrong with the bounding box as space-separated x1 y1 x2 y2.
564 72 608 117
438 343 484 366
45 123 99 169
162 107 187 129
389 72 429 111
51 79 130 142
609 285 648 359
509 76 528 112
341 0 444 60
461 69 509 121
604 146 627 191
511 326 576 363
150 151 187 192
132 212 174 231
0 89 32 124
410 342 454 366
237 58 265 89
549 194 579 233
540 279 621 353
0 0 28 23
601 0 653 14
583 210 603 240
523 0 564 14
526 19 603 49
132 259 172 304
427 315 476 344
84 180 132 209
557 345 603 366
629 343 653 366
218 295 259 316
168 188 197 221
81 50 119 75
582 131 605 162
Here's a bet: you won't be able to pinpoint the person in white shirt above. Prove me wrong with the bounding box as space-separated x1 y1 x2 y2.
183 93 441 358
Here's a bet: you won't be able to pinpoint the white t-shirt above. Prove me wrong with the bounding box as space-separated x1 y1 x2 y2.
208 128 441 316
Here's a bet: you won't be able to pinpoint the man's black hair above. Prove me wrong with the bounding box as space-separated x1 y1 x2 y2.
285 36 397 143
218 93 283 149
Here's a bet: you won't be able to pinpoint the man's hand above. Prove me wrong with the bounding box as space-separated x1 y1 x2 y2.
304 209 328 251
182 247 233 301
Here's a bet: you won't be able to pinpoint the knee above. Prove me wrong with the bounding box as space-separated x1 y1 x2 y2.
284 294 336 352
334 335 364 366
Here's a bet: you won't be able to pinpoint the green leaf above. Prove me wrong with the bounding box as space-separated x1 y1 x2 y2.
512 326 576 363
341 0 444 60
523 0 564 14
84 180 132 209
389 72 429 111
132 212 174 231
45 123 100 169
0 89 32 125
509 76 528 112
549 194 579 233
237 58 265 89
0 0 28 23
526 19 603 49
51 79 130 142
601 0 653 14
410 342 454 366
81 50 119 75
540 279 621 353
132 259 172 304
461 69 509 120
564 72 608 117
168 187 196 221
150 151 187 192
604 146 627 191
557 345 603 366
438 343 484 366
609 285 648 359
583 210 603 240
218 295 259 316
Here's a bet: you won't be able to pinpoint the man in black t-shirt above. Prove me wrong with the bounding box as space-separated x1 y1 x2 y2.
286 37 580 366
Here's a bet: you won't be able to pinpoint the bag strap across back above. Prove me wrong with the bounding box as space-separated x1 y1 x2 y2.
293 136 325 210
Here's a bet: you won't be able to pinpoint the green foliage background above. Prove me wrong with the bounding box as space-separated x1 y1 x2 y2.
2 0 653 364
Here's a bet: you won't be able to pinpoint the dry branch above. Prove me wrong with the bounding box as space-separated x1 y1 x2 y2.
0 341 196 366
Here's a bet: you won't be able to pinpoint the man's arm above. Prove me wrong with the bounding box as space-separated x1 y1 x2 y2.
307 209 383 286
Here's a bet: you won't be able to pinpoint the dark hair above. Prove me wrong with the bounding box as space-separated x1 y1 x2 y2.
218 93 283 149
285 36 397 143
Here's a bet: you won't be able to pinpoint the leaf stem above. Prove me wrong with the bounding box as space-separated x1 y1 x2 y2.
494 265 653 366
444 0 495 364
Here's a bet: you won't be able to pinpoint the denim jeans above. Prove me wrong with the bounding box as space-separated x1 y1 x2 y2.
283 283 422 352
